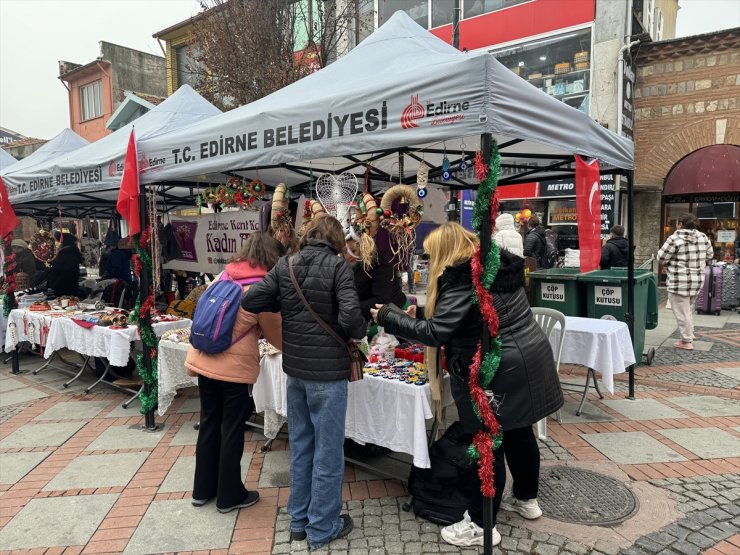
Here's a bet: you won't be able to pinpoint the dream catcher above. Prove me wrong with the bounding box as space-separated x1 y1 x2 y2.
379 184 424 268
315 172 358 231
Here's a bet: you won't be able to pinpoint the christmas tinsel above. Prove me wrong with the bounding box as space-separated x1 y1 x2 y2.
130 227 158 415
466 142 505 498
1 233 17 318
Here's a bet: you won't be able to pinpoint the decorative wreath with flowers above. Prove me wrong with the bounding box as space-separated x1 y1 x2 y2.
199 177 265 211
30 230 57 267
379 185 424 234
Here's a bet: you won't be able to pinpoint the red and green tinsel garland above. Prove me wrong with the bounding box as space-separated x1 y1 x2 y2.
128 227 158 415
1 233 17 318
466 142 505 497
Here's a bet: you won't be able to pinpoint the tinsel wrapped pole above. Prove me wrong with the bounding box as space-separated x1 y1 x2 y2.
138 190 157 431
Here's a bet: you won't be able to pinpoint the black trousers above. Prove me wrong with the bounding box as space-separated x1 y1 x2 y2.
450 370 540 527
193 375 253 509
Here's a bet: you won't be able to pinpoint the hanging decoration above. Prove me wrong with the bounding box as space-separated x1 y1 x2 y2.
416 162 429 199
298 199 326 237
30 229 56 267
270 183 294 242
349 192 382 269
315 172 358 231
1 234 17 317
128 225 158 415
474 148 487 181
379 184 424 266
441 153 451 181
458 141 468 172
199 177 265 211
466 141 504 498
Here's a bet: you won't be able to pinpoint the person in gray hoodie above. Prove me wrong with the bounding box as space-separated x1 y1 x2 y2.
658 213 713 350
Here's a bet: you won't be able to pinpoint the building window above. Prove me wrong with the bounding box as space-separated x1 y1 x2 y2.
491 28 593 113
432 0 454 27
80 80 102 121
175 44 201 88
464 0 528 19
378 0 428 28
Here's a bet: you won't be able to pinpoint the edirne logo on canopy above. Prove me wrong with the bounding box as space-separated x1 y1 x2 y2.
400 93 470 129
168 102 389 166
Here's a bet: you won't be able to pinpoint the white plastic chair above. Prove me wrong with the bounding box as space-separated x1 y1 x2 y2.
530 307 566 440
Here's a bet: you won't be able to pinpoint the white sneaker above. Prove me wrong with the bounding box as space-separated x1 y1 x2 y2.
440 510 501 547
500 494 543 519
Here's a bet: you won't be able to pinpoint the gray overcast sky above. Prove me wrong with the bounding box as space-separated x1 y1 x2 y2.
1 0 738 140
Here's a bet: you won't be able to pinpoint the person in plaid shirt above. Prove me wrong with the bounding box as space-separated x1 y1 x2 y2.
658 213 714 350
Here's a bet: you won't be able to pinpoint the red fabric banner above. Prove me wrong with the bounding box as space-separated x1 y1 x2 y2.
575 155 601 272
0 176 20 237
116 130 141 236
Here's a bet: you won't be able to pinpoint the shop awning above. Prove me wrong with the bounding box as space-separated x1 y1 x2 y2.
663 144 740 196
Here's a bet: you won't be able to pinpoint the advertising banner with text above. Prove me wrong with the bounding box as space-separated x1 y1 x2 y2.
162 211 262 274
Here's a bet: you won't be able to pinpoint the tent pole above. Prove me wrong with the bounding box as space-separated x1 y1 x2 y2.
447 0 461 223
480 132 494 555
626 170 635 400
139 190 158 430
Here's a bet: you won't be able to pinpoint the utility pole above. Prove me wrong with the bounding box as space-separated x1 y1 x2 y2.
448 0 461 222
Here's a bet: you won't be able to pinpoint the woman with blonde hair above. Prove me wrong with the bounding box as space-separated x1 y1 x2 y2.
372 222 562 547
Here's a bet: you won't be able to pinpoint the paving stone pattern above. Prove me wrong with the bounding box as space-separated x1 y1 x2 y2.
654 327 740 366
659 369 740 389
538 436 574 461
622 474 740 555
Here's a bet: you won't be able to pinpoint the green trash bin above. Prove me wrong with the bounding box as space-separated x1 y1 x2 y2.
529 268 588 317
579 268 658 365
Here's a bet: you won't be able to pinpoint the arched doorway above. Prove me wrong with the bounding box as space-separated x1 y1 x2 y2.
662 144 740 261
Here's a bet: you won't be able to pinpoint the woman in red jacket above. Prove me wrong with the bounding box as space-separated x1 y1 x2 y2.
185 232 284 513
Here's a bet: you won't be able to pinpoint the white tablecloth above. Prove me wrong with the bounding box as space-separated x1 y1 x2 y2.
551 316 636 394
44 318 191 367
4 308 58 352
157 339 196 416
252 353 453 469
0 304 7 352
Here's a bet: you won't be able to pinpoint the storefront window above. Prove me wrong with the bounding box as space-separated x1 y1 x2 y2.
663 199 739 261
431 0 454 27
378 0 428 27
463 0 528 18
491 28 592 113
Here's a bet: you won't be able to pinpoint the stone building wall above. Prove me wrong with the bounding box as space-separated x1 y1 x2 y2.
632 28 740 262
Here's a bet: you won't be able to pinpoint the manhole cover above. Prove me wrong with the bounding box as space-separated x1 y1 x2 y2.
538 466 639 526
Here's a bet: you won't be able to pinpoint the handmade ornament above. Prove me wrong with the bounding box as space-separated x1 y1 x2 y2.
459 143 468 171
442 155 451 181
416 162 429 199
474 148 488 181
270 183 294 244
348 192 381 269
315 172 358 230
298 200 326 236
30 230 56 267
199 177 265 211
379 184 424 268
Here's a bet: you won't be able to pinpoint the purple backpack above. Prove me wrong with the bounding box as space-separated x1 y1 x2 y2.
189 273 260 354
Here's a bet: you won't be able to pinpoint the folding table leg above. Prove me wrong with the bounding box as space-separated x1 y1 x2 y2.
575 371 592 416
85 360 112 393
63 355 91 388
32 352 57 375
590 368 604 399
122 384 143 409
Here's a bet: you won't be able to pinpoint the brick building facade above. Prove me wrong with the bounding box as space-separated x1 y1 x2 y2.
633 28 740 264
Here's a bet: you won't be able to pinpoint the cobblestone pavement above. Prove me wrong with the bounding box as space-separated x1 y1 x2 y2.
658 369 740 389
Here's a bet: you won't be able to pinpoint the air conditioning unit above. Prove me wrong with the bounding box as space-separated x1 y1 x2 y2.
643 0 654 36
653 8 664 41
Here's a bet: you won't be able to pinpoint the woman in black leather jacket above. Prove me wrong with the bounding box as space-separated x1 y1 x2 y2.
372 222 563 548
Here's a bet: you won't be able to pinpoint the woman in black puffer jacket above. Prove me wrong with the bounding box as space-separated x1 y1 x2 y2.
242 215 365 551
373 222 563 548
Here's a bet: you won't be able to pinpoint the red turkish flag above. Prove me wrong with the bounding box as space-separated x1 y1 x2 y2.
116 129 141 236
0 176 20 237
575 155 602 273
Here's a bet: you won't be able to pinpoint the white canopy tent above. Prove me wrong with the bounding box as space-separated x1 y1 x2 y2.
0 147 17 173
4 85 221 216
1 128 88 176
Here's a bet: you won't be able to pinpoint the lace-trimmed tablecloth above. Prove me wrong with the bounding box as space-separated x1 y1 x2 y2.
4 309 58 353
158 338 196 416
44 318 191 367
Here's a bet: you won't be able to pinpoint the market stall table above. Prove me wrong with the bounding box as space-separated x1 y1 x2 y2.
550 316 636 415
43 316 191 404
252 353 453 469
157 337 195 416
